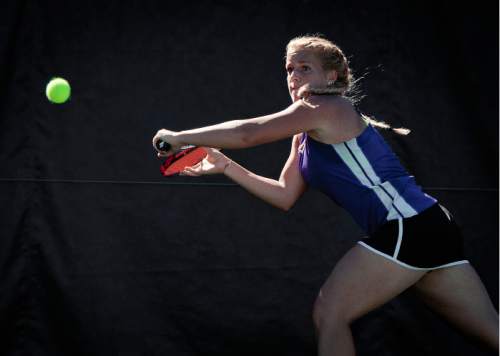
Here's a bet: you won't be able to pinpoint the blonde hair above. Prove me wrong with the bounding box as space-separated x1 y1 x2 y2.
286 35 352 96
285 34 410 135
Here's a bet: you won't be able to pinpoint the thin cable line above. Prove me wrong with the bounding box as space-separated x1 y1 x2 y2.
0 177 497 192
67 263 330 276
424 187 498 192
0 177 237 187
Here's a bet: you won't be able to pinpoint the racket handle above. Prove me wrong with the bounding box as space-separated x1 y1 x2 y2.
156 139 171 152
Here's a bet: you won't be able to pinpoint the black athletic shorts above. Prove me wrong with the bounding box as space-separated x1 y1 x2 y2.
358 203 469 270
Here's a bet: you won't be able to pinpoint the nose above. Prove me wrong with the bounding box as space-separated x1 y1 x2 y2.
290 69 300 80
289 72 300 87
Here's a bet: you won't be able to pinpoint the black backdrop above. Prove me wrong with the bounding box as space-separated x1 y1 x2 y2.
0 1 498 355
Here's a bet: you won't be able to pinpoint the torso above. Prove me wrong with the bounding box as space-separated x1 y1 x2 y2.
297 98 437 234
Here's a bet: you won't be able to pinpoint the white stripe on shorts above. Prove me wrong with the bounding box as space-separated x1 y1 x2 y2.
357 241 469 271
393 218 403 259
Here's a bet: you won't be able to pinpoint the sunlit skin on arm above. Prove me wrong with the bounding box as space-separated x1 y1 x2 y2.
221 133 307 211
169 98 331 147
152 50 342 156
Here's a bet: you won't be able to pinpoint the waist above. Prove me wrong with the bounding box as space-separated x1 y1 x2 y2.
312 177 437 233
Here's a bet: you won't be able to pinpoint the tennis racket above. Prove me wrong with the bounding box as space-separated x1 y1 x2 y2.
156 140 208 176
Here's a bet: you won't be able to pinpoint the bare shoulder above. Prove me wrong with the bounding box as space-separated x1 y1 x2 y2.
299 95 355 117
303 95 365 143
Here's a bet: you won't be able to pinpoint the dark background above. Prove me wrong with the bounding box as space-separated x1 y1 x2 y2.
0 1 498 355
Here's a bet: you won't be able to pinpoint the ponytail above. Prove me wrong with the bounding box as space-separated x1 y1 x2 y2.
361 113 411 136
297 87 411 136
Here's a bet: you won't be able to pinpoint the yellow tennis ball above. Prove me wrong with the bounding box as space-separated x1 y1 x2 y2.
46 77 71 104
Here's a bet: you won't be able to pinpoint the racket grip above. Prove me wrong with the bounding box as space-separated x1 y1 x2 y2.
156 139 171 152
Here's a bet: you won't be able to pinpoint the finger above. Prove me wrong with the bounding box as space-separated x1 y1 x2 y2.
205 147 221 153
184 166 200 174
182 168 200 176
179 169 191 176
152 132 164 150
188 161 202 170
180 170 196 176
188 165 205 175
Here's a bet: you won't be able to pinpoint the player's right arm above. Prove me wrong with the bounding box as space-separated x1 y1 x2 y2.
222 134 306 211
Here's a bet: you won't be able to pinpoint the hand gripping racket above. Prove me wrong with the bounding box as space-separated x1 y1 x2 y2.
156 139 208 177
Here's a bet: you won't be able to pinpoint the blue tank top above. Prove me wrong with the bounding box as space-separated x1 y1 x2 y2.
298 124 437 234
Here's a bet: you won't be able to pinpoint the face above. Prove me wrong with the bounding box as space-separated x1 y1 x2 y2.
285 49 335 102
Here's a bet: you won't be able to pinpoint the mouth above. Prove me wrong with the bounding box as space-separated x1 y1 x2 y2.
290 90 300 101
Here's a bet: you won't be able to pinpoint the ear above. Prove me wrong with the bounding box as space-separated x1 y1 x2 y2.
327 70 338 82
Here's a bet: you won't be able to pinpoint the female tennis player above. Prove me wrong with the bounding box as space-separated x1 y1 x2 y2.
152 35 498 355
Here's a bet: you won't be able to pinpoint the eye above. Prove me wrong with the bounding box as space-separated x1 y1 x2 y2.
286 66 293 74
301 65 311 72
